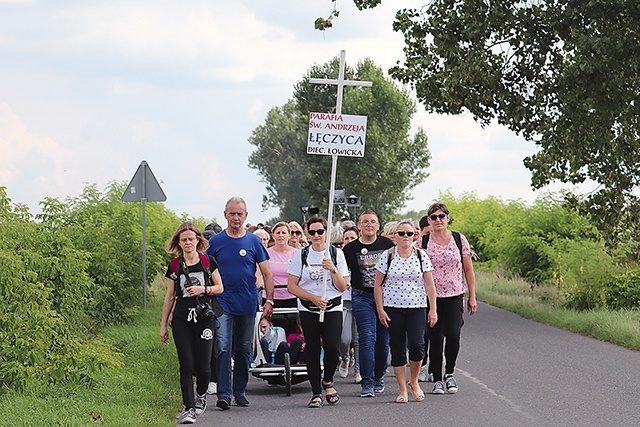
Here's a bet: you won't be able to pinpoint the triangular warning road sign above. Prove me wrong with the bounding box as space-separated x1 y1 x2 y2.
121 160 167 202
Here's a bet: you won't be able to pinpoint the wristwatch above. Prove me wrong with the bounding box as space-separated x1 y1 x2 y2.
265 299 274 306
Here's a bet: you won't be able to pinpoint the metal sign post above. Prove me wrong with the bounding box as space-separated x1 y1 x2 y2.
122 160 167 307
308 50 372 321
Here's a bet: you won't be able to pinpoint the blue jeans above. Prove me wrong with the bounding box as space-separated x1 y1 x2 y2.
352 289 389 389
215 312 255 398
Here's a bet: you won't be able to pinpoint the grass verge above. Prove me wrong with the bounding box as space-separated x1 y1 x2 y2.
476 270 640 351
0 299 180 427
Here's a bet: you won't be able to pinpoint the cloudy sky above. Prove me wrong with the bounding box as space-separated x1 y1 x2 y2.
0 0 589 224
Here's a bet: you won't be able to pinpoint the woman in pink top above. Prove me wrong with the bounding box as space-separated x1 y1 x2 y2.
424 202 477 395
263 222 298 308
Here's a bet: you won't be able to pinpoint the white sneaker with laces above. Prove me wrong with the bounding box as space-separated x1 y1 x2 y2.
177 407 196 424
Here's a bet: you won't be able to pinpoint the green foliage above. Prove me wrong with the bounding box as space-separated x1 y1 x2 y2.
0 184 181 393
0 301 178 427
477 271 640 351
435 191 620 309
384 0 640 246
602 270 640 311
248 57 431 223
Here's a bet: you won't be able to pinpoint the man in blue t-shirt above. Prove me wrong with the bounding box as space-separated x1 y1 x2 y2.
206 196 274 410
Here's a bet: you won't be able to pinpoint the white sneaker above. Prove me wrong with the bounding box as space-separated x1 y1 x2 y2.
338 363 349 378
354 373 362 384
176 407 196 424
206 381 217 395
418 365 428 382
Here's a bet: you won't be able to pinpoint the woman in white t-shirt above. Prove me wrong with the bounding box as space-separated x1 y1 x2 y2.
287 216 348 408
374 219 438 404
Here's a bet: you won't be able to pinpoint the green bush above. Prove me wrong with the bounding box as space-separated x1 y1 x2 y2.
603 270 640 310
0 184 182 393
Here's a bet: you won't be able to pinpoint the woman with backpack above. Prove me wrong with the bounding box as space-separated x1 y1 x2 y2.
374 219 438 403
287 216 348 408
160 221 224 424
424 202 477 395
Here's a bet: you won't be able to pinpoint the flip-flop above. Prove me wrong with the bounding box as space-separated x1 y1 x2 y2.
395 394 408 403
408 383 425 402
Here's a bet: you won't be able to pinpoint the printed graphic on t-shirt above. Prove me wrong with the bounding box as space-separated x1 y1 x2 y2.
358 249 386 288
306 262 325 286
179 271 206 298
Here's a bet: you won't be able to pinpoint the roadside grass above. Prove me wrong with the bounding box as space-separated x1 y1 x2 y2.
0 297 180 427
476 270 640 351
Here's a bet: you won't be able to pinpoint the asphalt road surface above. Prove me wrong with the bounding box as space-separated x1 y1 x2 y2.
194 302 640 427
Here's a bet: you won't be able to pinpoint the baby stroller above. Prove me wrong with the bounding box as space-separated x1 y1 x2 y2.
250 307 308 396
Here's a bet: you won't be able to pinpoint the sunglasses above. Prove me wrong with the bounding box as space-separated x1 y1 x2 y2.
292 230 302 235
308 228 326 236
396 231 414 237
429 214 447 221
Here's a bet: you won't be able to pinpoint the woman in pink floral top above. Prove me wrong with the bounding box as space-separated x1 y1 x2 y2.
424 202 477 395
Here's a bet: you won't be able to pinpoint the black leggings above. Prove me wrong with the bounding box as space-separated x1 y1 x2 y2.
428 294 464 381
172 306 215 408
386 307 426 367
299 310 342 395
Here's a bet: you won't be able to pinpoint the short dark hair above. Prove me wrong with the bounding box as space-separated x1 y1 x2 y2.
427 202 450 216
419 215 430 230
306 216 327 230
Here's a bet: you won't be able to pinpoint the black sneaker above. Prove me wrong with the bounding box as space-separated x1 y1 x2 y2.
194 393 207 415
234 395 250 407
216 396 231 410
444 374 458 394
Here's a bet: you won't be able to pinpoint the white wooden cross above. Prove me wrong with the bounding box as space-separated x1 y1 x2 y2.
309 50 372 321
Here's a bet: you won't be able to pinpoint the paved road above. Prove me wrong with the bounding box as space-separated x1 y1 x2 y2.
195 302 640 426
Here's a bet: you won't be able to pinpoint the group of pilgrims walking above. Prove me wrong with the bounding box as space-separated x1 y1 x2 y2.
160 196 477 424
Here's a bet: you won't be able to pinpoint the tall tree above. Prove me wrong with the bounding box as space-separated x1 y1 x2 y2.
248 57 431 223
345 0 640 244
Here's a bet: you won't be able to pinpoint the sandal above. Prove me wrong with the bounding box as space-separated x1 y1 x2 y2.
408 383 425 402
323 381 340 405
395 394 408 403
308 394 324 408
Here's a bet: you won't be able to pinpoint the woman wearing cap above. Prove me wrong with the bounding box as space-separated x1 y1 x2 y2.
287 217 348 408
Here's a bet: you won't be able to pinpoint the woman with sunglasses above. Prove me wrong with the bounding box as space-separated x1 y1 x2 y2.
424 202 477 395
374 219 437 403
288 221 307 249
287 217 348 408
